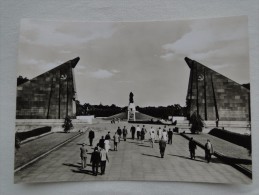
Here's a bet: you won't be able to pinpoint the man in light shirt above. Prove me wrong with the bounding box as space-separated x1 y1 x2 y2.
149 126 156 148
136 125 141 140
204 139 214 163
100 147 109 175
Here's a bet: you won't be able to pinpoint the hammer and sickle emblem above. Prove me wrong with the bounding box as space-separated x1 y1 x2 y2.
60 74 67 80
198 74 204 81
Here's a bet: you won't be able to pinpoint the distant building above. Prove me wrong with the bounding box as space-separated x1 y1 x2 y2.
185 57 250 121
16 57 80 119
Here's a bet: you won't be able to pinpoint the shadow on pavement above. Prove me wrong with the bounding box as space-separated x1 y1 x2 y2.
63 163 81 168
196 156 223 164
168 154 204 163
72 169 93 175
137 144 151 148
142 153 161 158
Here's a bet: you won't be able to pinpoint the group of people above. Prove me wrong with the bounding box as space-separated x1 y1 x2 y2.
79 129 110 176
189 138 214 163
80 126 215 176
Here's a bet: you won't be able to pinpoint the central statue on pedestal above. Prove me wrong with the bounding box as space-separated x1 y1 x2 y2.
128 92 136 121
129 92 134 103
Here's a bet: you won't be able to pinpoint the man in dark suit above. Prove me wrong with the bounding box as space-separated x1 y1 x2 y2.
168 128 173 144
130 125 136 140
189 137 197 159
98 136 105 149
90 147 101 176
88 129 95 146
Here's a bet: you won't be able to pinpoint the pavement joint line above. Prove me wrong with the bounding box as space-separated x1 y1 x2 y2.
180 133 252 179
14 131 86 173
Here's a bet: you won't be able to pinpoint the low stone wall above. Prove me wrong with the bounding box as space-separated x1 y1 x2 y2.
16 118 93 132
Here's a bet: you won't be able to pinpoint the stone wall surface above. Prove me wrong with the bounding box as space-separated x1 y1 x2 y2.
185 57 250 121
16 57 79 119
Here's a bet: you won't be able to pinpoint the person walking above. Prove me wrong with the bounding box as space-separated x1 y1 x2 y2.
162 129 168 142
149 126 155 148
113 132 119 151
90 147 100 176
136 125 141 140
189 137 197 159
130 125 136 140
167 128 173 144
98 136 105 149
88 129 95 146
204 139 214 163
104 138 110 153
159 138 167 158
100 147 109 175
105 131 111 141
122 126 128 141
80 143 88 169
117 127 122 142
157 127 163 140
140 125 147 143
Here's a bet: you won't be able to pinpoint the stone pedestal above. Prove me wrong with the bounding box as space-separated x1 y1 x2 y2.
128 103 136 121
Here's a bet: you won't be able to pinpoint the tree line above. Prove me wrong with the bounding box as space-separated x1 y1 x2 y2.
76 101 186 119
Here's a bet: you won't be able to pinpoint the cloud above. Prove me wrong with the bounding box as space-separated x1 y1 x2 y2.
90 69 114 79
111 69 120 73
160 17 248 62
20 19 116 47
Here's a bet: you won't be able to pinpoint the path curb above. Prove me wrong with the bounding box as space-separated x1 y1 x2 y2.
14 131 85 173
180 133 252 179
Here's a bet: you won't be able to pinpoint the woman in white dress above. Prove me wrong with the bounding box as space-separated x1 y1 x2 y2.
104 138 110 153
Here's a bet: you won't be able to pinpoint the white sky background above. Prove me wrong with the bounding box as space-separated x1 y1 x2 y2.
17 16 249 107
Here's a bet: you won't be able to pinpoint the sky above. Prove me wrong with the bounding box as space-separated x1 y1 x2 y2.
17 16 250 107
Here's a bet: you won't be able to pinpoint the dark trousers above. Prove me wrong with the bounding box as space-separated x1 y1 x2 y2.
168 137 172 144
160 148 165 158
100 161 107 174
114 142 118 151
89 138 93 146
131 132 135 139
205 150 211 163
190 149 195 159
137 132 140 140
92 162 99 175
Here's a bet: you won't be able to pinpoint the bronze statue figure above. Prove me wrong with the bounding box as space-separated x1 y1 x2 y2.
129 92 134 103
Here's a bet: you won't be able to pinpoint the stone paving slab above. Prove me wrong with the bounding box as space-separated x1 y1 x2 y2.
14 122 252 184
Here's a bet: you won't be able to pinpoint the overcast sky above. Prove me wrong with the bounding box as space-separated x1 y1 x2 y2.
17 16 249 107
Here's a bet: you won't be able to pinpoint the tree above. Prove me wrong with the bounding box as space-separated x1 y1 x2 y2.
189 111 204 134
17 75 29 86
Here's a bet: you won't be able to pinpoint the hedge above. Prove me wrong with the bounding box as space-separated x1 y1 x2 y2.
209 128 251 150
16 126 51 141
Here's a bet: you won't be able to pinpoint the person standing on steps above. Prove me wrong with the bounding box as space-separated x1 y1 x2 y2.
80 143 88 169
90 147 100 176
100 147 109 175
88 129 95 146
189 137 197 159
205 139 214 163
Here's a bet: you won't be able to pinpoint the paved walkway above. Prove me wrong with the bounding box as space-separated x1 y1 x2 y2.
14 123 251 184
